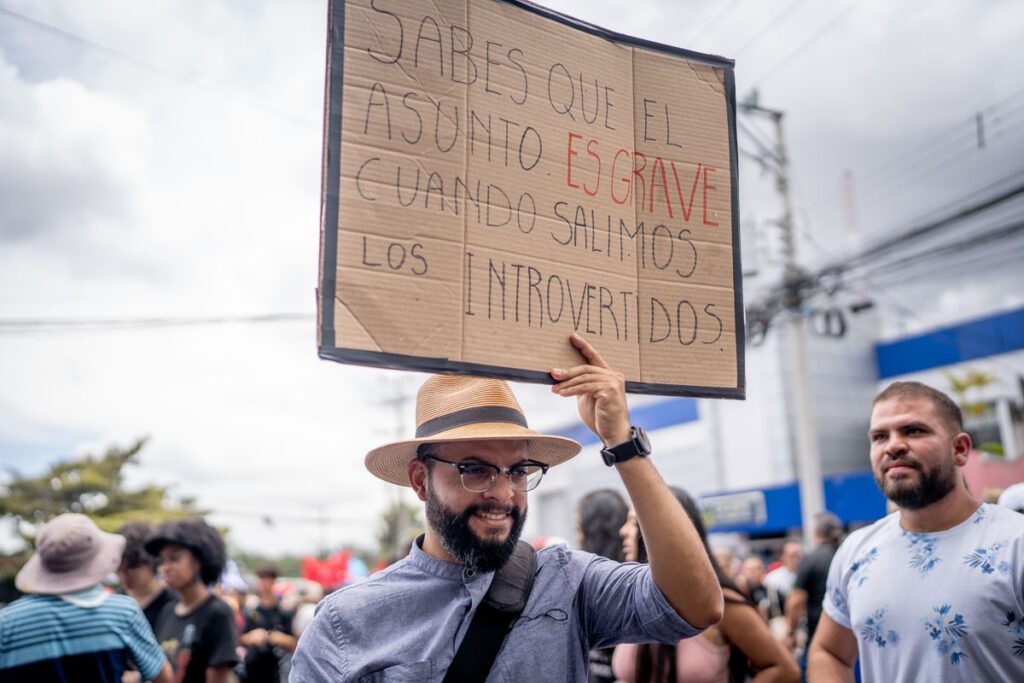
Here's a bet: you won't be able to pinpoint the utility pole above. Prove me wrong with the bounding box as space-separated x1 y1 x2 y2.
740 97 825 547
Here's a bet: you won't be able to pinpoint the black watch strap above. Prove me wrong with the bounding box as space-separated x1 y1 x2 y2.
600 427 651 466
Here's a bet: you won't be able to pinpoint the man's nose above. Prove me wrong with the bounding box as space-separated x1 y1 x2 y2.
884 434 908 457
484 470 516 501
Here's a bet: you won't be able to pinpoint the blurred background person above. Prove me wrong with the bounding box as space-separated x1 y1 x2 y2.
763 541 802 641
288 580 324 643
577 488 629 682
737 555 769 620
784 512 843 670
711 547 739 583
997 481 1024 513
146 518 240 683
240 563 296 683
0 513 171 682
118 520 179 632
614 488 799 683
763 542 801 607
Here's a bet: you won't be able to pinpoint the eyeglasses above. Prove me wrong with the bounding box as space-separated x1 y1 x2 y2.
420 455 549 492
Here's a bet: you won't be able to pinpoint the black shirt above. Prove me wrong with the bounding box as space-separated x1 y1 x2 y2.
154 595 239 683
142 588 177 633
243 602 294 683
794 543 837 640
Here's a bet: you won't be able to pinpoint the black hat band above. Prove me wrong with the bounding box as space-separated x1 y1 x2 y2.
415 406 528 438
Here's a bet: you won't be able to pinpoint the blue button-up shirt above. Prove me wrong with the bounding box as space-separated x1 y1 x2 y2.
291 540 700 681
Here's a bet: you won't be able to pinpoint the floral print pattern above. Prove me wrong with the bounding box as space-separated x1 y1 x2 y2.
903 531 941 574
963 540 1011 575
860 608 900 648
1003 611 1024 658
848 547 879 588
923 604 969 665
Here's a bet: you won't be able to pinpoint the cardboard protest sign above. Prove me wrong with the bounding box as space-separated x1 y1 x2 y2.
318 0 745 398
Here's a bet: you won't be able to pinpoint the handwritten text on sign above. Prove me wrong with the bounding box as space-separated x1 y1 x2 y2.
322 0 741 393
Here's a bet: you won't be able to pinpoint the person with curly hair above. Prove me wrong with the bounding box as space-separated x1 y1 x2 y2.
614 487 799 683
577 488 629 682
117 520 179 632
145 519 239 683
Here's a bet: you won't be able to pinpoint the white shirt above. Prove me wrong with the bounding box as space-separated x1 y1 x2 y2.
823 503 1024 682
763 565 796 595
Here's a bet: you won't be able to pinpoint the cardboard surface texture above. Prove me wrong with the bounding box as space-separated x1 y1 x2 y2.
318 0 745 398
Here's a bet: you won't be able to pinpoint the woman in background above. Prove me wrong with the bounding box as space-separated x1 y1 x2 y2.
577 488 629 683
614 487 799 683
146 519 240 683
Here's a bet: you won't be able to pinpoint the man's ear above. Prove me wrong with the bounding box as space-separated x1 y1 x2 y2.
952 431 972 466
409 459 429 502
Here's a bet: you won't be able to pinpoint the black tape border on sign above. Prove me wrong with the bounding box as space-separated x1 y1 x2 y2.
318 0 345 349
318 0 745 400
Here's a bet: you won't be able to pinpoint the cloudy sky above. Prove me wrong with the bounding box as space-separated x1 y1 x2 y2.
2 0 1022 556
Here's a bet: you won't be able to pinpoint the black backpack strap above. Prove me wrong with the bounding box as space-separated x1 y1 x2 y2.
442 541 537 683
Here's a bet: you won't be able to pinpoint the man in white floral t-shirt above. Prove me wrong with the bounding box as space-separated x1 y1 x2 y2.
808 381 1024 682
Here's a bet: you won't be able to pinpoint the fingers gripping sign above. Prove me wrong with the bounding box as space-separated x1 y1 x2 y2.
550 333 632 447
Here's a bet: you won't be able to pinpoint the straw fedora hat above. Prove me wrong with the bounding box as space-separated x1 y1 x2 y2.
16 513 126 595
365 374 582 486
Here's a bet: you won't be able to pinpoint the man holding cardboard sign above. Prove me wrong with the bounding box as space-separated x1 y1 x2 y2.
291 334 723 681
318 0 745 399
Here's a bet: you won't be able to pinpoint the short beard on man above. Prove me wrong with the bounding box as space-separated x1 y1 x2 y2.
875 454 958 510
425 487 525 573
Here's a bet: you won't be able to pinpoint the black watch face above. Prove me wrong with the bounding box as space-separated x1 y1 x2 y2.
635 428 651 454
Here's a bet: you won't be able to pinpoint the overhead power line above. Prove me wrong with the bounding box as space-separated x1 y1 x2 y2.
0 312 315 333
825 103 1024 218
731 0 809 59
805 89 1024 218
0 4 316 127
747 0 869 88
835 179 1024 270
684 0 749 47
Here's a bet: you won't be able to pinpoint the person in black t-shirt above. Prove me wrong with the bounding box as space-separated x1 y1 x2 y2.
118 521 178 631
146 519 240 683
240 564 296 683
785 512 843 673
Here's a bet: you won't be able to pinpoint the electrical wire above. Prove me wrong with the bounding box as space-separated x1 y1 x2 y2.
738 119 780 167
683 0 750 47
747 0 869 87
829 105 1024 217
0 312 315 334
0 4 316 127
834 179 1024 270
730 0 809 59
805 91 1024 218
794 222 1024 369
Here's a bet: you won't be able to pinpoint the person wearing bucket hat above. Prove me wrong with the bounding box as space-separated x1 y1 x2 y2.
145 518 240 683
293 333 724 682
809 381 1024 682
0 513 172 682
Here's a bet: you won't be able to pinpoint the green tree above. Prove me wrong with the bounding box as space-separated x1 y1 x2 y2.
0 437 203 546
376 497 423 564
946 369 1004 456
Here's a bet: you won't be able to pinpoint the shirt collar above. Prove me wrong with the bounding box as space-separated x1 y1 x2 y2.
406 534 478 580
58 584 110 608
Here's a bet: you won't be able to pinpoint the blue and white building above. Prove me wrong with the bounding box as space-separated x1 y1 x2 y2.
527 305 1024 545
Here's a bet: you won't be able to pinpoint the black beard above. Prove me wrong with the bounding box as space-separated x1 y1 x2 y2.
425 489 525 573
875 457 957 510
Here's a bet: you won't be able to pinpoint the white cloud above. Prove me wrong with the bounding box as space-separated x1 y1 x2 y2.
1 0 1022 557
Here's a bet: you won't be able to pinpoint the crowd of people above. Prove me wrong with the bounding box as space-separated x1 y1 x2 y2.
1 333 1022 682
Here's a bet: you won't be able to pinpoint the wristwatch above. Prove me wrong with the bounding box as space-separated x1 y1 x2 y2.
600 426 651 466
